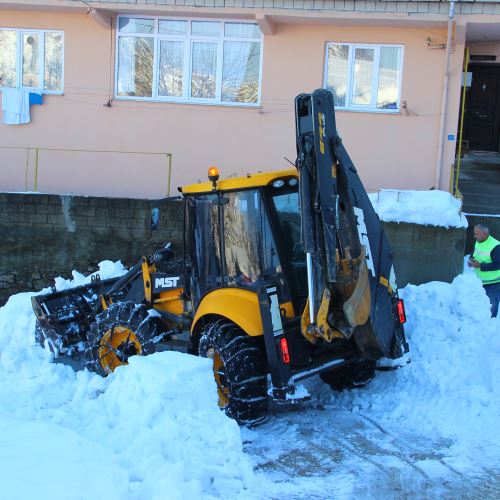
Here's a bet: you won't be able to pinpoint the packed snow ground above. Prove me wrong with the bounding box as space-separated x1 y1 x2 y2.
0 262 499 499
369 190 468 228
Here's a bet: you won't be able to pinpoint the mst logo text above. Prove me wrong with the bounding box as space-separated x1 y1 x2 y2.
155 276 181 289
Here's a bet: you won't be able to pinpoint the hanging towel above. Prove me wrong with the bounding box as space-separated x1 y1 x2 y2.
1 87 31 125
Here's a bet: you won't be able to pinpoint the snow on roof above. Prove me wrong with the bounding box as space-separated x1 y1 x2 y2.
368 189 468 229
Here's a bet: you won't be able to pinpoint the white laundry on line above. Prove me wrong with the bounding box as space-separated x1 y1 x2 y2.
1 87 31 125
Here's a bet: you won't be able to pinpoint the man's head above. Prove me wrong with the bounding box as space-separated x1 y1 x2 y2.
474 224 490 243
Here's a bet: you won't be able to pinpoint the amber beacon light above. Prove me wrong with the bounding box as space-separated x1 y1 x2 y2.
208 166 220 189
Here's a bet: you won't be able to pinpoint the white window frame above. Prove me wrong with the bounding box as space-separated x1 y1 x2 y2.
115 15 263 107
323 42 404 114
0 27 64 94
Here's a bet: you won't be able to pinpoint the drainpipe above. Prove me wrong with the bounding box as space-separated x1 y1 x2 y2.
435 0 456 190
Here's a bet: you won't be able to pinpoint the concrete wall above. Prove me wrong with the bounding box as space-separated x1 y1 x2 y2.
383 221 467 287
0 193 469 307
0 8 459 198
0 193 184 305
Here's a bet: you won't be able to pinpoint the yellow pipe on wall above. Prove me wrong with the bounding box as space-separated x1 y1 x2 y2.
454 46 470 198
25 148 30 192
167 154 172 198
34 148 39 192
0 146 172 194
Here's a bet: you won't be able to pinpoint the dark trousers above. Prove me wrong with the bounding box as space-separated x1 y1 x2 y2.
484 282 500 318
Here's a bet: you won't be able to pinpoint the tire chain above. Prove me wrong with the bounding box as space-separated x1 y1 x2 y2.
199 319 268 425
85 302 160 376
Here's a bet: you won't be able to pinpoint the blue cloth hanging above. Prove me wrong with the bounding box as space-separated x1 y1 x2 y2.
29 92 43 105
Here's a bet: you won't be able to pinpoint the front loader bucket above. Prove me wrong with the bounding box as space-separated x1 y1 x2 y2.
32 277 119 356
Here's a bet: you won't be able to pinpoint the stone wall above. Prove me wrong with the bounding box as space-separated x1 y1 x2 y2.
0 192 470 305
0 193 184 305
382 221 467 287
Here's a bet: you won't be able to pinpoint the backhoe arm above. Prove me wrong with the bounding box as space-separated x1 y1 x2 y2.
295 89 406 358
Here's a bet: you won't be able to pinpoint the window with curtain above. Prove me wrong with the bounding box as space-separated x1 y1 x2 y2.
116 17 262 105
117 36 154 97
0 28 64 92
324 43 403 112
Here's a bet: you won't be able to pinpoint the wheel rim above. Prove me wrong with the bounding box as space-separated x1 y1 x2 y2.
97 326 142 374
207 348 229 408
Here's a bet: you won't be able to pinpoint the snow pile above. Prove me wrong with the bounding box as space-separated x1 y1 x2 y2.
1 259 499 498
52 259 128 291
326 269 500 463
0 262 254 500
369 189 468 228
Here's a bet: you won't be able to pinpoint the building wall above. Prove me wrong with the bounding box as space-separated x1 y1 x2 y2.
0 9 453 197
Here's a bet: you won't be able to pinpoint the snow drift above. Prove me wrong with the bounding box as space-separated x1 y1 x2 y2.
369 190 468 228
0 261 499 499
328 271 499 456
0 262 253 500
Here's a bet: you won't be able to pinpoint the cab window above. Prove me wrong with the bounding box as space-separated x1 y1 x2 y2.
223 190 282 287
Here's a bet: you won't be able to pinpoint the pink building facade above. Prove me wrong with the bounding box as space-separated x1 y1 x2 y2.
1 0 500 198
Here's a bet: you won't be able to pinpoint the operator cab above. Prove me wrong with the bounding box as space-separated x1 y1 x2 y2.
181 169 307 316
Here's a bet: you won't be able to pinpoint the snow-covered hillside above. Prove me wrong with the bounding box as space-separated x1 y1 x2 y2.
0 262 499 499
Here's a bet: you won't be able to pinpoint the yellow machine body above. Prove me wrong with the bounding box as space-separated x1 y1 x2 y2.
191 288 294 337
154 289 185 316
182 168 299 339
181 168 297 195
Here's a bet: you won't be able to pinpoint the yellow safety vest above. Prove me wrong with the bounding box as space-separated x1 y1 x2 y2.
473 235 500 285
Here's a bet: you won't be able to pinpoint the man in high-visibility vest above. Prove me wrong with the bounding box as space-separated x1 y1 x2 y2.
468 224 500 318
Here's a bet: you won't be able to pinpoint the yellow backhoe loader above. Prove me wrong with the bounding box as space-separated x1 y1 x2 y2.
32 90 407 425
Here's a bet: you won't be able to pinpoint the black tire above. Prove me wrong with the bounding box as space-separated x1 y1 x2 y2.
198 319 268 426
85 302 160 376
320 359 376 391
